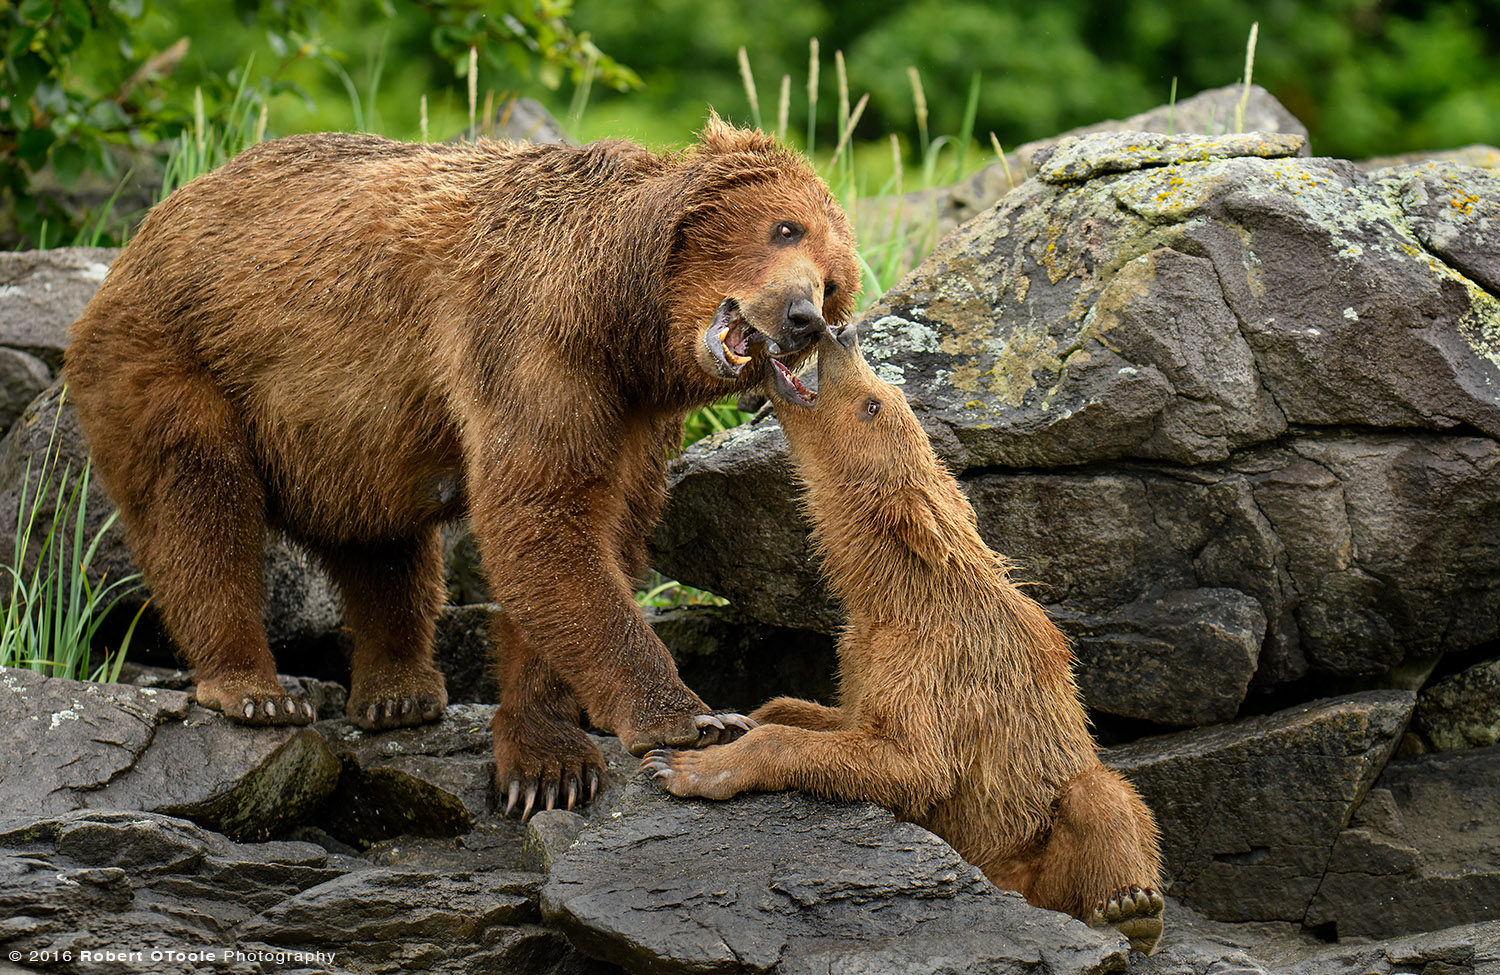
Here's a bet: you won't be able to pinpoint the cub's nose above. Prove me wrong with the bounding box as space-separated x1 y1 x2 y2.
785 296 827 336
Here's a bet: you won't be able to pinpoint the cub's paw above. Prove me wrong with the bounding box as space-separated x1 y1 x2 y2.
348 693 446 730
493 711 607 821
619 711 758 756
1088 885 1165 955
640 746 744 801
197 677 316 726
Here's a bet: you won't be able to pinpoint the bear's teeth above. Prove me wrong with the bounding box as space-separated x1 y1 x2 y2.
725 348 750 366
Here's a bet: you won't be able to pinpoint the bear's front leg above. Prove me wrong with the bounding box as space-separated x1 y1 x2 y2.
468 477 752 804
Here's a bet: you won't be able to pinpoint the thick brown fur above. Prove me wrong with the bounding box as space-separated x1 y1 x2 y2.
64 115 861 815
644 327 1165 952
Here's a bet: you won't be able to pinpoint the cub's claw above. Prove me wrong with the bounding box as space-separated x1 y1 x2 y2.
1088 885 1165 955
640 746 745 801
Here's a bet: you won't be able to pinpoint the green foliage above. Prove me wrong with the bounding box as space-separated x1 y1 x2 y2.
634 570 728 609
561 0 1500 163
683 398 753 448
1 0 638 248
1 391 145 682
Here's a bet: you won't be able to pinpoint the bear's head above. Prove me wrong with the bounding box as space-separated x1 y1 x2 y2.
668 113 862 396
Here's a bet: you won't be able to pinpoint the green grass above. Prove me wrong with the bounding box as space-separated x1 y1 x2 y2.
1 390 145 682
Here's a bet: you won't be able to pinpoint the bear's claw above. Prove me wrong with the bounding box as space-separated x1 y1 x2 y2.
198 676 316 727
350 693 445 730
1088 885 1165 955
622 711 757 755
502 766 603 821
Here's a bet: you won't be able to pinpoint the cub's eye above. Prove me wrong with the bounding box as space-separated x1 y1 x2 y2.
824 280 839 297
860 397 882 422
772 221 804 245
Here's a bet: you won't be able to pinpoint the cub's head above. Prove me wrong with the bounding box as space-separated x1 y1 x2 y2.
669 113 861 396
769 323 935 486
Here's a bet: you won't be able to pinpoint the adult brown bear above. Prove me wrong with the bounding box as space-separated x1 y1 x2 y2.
64 115 860 817
645 325 1164 953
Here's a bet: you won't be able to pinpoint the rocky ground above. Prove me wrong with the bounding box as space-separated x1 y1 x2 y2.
2 86 1499 974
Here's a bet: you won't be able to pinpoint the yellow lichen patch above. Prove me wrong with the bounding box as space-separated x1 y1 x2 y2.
986 327 1064 408
1451 192 1480 216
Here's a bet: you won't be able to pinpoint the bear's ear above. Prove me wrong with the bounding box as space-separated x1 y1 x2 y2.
698 109 779 156
889 490 952 567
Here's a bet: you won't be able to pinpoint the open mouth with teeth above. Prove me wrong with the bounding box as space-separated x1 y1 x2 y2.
703 297 819 406
704 298 776 375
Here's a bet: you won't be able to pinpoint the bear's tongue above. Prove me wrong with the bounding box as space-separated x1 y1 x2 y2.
772 358 817 407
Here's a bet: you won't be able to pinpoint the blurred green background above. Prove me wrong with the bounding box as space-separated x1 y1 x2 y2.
4 0 1499 249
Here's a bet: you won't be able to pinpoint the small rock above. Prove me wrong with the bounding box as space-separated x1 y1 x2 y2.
0 346 50 434
1058 587 1265 726
1415 657 1500 750
1306 744 1500 938
526 809 586 869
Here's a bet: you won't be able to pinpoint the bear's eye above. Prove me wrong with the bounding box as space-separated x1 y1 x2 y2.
861 397 882 421
772 221 804 245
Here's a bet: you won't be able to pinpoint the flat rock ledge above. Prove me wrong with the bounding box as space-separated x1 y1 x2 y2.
4 668 1499 974
542 777 1128 975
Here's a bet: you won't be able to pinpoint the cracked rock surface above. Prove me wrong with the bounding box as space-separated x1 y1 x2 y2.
4 667 1500 972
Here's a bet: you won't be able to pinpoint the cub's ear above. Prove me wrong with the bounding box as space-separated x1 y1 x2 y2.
888 490 951 567
698 109 779 155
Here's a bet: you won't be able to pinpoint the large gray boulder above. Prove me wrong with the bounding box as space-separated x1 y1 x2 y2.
654 133 1500 724
0 247 114 371
0 668 340 842
542 775 1129 975
864 84 1311 253
0 808 589 975
1104 690 1413 925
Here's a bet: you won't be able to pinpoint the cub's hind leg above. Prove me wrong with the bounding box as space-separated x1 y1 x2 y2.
1025 767 1165 954
313 530 449 730
68 356 307 724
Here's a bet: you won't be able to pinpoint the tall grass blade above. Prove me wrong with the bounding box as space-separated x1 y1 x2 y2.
806 38 820 155
989 132 1014 190
828 92 868 169
953 72 981 183
737 47 762 131
566 47 599 139
777 74 790 143
467 47 478 136
908 66 929 159
1236 22 1259 133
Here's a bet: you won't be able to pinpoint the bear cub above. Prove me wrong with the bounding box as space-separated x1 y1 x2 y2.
645 324 1165 953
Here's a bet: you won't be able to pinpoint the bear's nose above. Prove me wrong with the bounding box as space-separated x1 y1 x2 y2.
785 297 826 336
